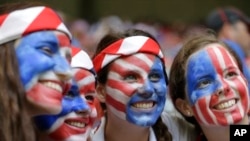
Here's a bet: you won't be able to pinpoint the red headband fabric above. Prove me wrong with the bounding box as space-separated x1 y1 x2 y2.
71 47 93 70
92 36 164 73
0 6 72 45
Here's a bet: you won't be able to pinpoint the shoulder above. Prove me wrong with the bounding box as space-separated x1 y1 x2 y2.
161 110 198 141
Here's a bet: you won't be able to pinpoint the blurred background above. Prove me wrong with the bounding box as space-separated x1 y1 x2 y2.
2 0 250 113
1 0 250 69
1 0 249 23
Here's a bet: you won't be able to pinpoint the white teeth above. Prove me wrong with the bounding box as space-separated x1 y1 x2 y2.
133 102 154 109
67 121 86 128
215 99 236 110
42 82 62 93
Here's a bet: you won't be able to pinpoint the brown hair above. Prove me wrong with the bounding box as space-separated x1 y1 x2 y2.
168 31 243 131
93 29 172 141
0 2 50 141
0 42 35 141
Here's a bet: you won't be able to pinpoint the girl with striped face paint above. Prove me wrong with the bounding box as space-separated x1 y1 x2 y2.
0 6 73 116
34 47 102 141
0 3 72 141
91 29 172 141
169 33 249 141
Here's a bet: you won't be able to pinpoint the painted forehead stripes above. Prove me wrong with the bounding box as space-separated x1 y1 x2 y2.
112 54 154 75
0 6 71 45
206 46 237 74
92 36 164 73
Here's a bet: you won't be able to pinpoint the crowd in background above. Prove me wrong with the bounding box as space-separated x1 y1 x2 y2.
1 2 250 140
64 14 204 70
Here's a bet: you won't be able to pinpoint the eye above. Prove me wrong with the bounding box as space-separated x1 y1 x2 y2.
197 79 211 89
85 94 94 103
124 74 137 83
225 71 238 79
149 73 160 82
41 46 53 56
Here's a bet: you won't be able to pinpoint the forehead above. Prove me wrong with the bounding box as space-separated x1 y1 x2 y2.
188 44 238 70
16 31 70 47
111 53 158 69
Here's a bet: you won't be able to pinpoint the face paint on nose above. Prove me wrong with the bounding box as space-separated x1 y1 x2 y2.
186 44 249 126
33 68 98 141
105 53 167 126
15 31 72 116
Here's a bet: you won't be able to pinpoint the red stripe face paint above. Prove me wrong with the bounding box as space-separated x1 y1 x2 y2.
186 44 249 126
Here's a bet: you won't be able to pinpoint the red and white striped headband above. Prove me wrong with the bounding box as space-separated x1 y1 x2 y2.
71 47 94 71
0 6 72 45
93 36 164 73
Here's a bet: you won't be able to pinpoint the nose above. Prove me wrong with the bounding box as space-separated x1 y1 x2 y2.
54 55 73 81
72 98 91 115
137 80 154 98
216 79 230 96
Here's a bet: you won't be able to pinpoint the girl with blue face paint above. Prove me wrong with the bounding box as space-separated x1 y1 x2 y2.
33 47 103 141
169 32 249 141
0 2 72 141
91 29 172 141
0 4 73 117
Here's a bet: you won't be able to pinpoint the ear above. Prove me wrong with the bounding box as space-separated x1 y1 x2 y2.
175 98 193 117
96 84 106 103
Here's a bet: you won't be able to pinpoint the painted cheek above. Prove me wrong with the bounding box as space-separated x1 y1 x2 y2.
234 76 249 111
154 82 166 95
56 34 71 47
186 50 215 105
107 79 137 97
94 98 103 118
192 96 216 125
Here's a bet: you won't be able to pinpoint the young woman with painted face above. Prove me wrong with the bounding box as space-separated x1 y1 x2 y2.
91 29 172 141
0 2 72 141
33 47 103 141
169 32 249 141
0 2 72 116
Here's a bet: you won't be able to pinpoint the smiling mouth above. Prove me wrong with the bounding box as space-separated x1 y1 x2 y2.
132 102 155 109
65 121 87 128
213 99 237 110
40 81 63 93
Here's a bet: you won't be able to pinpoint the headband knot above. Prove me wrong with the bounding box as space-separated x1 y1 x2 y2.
0 6 72 45
93 36 164 73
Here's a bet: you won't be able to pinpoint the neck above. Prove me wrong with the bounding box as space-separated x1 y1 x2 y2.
200 116 249 141
105 111 150 141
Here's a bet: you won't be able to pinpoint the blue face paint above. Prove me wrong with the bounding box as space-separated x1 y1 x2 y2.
15 31 71 89
126 57 167 126
186 49 220 105
33 79 90 130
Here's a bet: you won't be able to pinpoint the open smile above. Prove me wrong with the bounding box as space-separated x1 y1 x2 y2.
65 121 87 128
213 98 238 110
132 101 156 109
39 81 63 93
65 118 90 129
